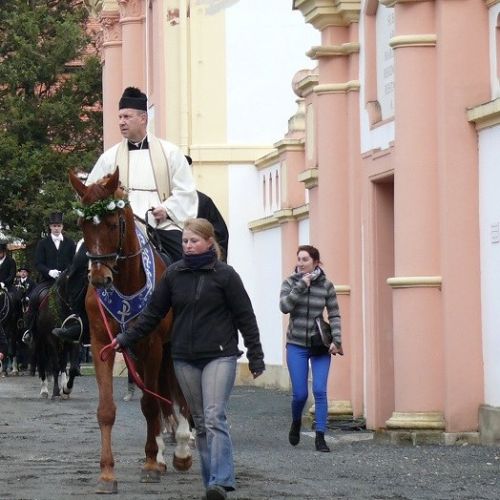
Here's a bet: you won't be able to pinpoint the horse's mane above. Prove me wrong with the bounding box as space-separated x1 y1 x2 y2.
82 174 128 205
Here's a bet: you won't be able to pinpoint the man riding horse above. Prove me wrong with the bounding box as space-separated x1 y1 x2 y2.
52 86 198 344
23 212 76 343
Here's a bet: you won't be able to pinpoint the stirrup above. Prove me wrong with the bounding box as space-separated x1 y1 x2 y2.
22 330 33 346
59 314 83 343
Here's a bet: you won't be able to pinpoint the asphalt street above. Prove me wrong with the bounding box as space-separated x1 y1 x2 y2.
0 373 499 499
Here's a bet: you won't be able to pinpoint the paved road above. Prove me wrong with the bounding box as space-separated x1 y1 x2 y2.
0 373 499 499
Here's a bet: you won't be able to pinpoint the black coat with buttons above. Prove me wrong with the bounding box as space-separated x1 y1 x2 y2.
117 258 265 374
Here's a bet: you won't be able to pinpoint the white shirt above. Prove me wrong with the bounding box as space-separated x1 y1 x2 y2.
86 138 198 230
51 234 63 249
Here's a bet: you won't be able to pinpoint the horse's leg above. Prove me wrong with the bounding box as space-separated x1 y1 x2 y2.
173 413 193 471
92 341 118 494
160 346 193 471
37 340 49 398
139 382 163 482
62 344 80 397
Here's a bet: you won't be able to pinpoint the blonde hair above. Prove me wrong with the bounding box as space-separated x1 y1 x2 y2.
183 218 222 260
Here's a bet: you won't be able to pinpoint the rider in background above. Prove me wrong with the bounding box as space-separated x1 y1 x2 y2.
0 241 17 291
14 266 35 295
23 212 76 343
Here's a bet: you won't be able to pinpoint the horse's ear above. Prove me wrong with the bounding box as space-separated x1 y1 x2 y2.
104 167 120 194
69 170 86 198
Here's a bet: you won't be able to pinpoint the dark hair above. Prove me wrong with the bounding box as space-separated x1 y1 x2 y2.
183 218 222 260
297 245 321 263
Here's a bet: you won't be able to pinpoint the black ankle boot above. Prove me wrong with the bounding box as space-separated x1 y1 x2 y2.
315 431 330 452
289 420 301 446
52 322 81 343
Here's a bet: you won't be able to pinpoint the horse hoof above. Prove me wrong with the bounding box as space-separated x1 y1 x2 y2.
158 462 167 474
172 453 193 471
140 468 161 483
95 479 118 494
40 391 48 399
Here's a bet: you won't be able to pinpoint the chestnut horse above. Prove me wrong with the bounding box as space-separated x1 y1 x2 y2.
69 168 192 494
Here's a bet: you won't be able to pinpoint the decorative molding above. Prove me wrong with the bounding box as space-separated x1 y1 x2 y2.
309 400 353 417
248 205 310 233
467 98 500 130
100 11 121 43
314 80 361 95
335 285 351 295
298 167 319 189
307 42 360 59
386 411 446 430
118 0 144 18
255 150 280 170
389 34 437 49
381 0 433 6
293 0 361 29
294 73 319 98
189 144 274 164
386 276 442 289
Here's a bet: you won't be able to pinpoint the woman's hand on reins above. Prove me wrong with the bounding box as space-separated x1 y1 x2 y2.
110 337 121 351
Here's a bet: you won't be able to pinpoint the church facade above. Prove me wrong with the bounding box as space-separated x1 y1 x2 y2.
92 0 500 440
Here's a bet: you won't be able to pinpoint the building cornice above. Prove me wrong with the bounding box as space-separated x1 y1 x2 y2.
298 167 319 189
387 276 442 289
189 144 274 164
314 81 361 95
295 73 320 98
380 0 434 7
248 205 310 233
306 42 360 59
467 98 500 131
389 34 437 49
293 0 361 29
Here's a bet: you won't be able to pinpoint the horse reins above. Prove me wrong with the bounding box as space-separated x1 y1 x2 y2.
95 288 172 406
85 212 150 274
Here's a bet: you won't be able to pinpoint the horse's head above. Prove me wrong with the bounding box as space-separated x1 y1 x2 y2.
69 168 133 289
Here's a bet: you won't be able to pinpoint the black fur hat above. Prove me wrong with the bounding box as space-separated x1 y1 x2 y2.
119 87 147 111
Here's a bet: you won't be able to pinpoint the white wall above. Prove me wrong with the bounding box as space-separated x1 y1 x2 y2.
359 0 395 153
252 227 283 365
225 0 319 144
478 126 500 406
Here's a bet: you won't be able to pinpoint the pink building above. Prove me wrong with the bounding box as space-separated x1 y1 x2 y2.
92 0 500 441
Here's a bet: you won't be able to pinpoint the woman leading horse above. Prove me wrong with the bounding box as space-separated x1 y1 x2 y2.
69 168 192 494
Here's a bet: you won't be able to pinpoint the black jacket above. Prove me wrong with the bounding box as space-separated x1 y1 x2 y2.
35 236 76 282
197 191 229 261
0 255 16 288
117 258 265 374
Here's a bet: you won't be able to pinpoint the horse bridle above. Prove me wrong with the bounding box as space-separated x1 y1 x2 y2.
85 211 149 274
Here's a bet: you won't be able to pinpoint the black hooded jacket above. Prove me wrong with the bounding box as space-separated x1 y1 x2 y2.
116 258 265 374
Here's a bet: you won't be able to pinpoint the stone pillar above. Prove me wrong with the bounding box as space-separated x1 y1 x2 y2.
293 0 362 420
385 0 444 432
118 0 146 89
100 9 123 148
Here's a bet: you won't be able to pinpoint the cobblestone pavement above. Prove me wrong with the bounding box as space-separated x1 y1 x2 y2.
0 373 499 499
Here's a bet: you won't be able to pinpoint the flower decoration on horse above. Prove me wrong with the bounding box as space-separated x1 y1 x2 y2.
73 198 129 225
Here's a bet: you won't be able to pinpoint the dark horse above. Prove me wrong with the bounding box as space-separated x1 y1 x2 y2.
28 273 81 399
0 283 31 375
69 168 192 494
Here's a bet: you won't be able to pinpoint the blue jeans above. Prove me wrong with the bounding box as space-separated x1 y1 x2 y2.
174 356 237 490
286 343 331 432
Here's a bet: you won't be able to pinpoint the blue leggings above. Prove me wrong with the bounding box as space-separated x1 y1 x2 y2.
286 343 331 432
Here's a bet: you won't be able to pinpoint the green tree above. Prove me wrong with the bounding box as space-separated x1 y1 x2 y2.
0 0 103 251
